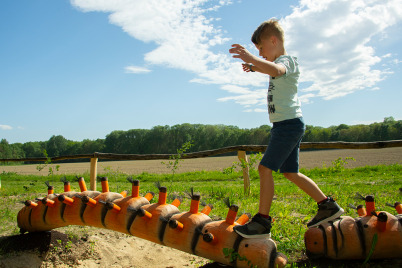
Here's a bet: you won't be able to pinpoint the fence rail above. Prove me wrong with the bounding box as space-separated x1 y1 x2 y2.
1 140 401 163
1 140 401 194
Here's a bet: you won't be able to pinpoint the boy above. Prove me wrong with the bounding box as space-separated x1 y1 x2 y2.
229 19 344 238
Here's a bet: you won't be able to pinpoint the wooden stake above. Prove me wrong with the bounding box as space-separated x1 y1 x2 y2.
90 157 98 191
237 150 251 195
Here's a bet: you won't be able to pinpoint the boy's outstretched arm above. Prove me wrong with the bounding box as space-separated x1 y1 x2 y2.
229 44 285 77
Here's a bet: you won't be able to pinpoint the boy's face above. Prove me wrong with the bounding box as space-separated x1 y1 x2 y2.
255 36 277 62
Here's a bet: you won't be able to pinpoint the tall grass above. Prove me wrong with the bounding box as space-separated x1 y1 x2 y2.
0 162 401 264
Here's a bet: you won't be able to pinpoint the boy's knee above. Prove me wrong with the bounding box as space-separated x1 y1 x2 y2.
258 164 272 174
283 172 296 180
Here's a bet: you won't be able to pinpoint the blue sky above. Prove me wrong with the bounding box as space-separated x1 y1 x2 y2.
1 0 402 144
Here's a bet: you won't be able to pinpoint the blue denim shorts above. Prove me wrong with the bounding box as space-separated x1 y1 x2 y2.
260 117 305 173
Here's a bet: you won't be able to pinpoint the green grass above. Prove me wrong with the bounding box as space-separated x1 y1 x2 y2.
0 162 401 266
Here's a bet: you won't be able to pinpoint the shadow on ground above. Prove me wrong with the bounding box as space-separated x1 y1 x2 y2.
0 231 69 254
1 232 401 268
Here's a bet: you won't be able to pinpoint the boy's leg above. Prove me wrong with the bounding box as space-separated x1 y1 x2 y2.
283 172 344 227
233 164 273 238
234 118 304 238
258 165 275 215
283 172 326 202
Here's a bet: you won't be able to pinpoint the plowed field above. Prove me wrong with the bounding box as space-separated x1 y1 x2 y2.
1 147 401 176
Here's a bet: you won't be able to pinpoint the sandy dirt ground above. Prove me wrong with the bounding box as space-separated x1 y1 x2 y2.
0 227 212 268
0 147 401 268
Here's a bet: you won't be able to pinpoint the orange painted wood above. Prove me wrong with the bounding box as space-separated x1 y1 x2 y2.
129 202 180 244
16 180 290 268
163 211 212 252
305 213 402 259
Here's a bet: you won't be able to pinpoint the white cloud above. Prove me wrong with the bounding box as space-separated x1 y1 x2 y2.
282 0 402 102
220 85 252 94
71 0 232 73
0 125 13 130
217 87 266 107
71 0 402 111
70 0 269 109
125 65 151 74
244 108 266 113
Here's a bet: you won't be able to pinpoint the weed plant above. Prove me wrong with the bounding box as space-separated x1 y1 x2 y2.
0 162 401 265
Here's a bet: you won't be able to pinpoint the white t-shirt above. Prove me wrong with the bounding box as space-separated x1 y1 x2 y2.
267 55 302 123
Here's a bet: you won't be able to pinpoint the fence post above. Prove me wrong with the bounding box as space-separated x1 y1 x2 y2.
90 157 98 191
237 151 251 195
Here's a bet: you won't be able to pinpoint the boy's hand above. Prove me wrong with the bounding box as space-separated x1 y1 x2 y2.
242 63 253 72
229 44 255 63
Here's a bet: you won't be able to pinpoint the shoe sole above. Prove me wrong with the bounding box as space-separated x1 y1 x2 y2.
307 208 345 228
234 229 271 239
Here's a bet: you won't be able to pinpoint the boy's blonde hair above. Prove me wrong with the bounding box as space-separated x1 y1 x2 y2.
251 19 284 45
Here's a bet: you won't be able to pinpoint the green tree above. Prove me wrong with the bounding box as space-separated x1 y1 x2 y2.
46 135 69 157
0 139 11 159
22 142 45 158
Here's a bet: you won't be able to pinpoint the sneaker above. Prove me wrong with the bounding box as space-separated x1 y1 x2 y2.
233 213 271 238
307 197 344 228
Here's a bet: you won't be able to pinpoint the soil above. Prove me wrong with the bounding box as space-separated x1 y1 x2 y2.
0 227 212 268
1 147 401 176
0 147 401 267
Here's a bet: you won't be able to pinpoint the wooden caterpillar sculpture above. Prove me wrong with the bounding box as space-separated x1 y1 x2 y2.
304 194 402 260
17 177 287 268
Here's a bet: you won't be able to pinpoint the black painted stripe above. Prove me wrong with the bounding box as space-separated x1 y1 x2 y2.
79 203 87 224
126 210 138 235
125 200 151 234
158 212 180 244
158 216 169 244
190 219 212 254
329 221 338 257
100 206 109 228
43 206 49 225
318 225 328 257
355 219 367 258
269 247 278 268
60 203 66 222
231 234 244 266
337 218 345 249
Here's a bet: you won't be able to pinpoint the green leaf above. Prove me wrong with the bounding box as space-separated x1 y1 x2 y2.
363 233 378 265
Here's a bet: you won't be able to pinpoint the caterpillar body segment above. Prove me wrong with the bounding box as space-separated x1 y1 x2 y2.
164 210 212 250
43 192 75 229
304 212 402 260
17 192 58 233
81 191 125 229
163 194 212 253
358 212 402 259
128 198 181 244
194 203 284 268
127 185 180 244
17 179 287 268
195 215 283 268
103 195 151 234
238 238 288 268
62 191 101 226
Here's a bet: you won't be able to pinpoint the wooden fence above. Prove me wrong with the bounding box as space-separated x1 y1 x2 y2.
1 140 402 194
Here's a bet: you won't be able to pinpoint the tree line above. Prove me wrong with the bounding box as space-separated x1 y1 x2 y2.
1 117 401 161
